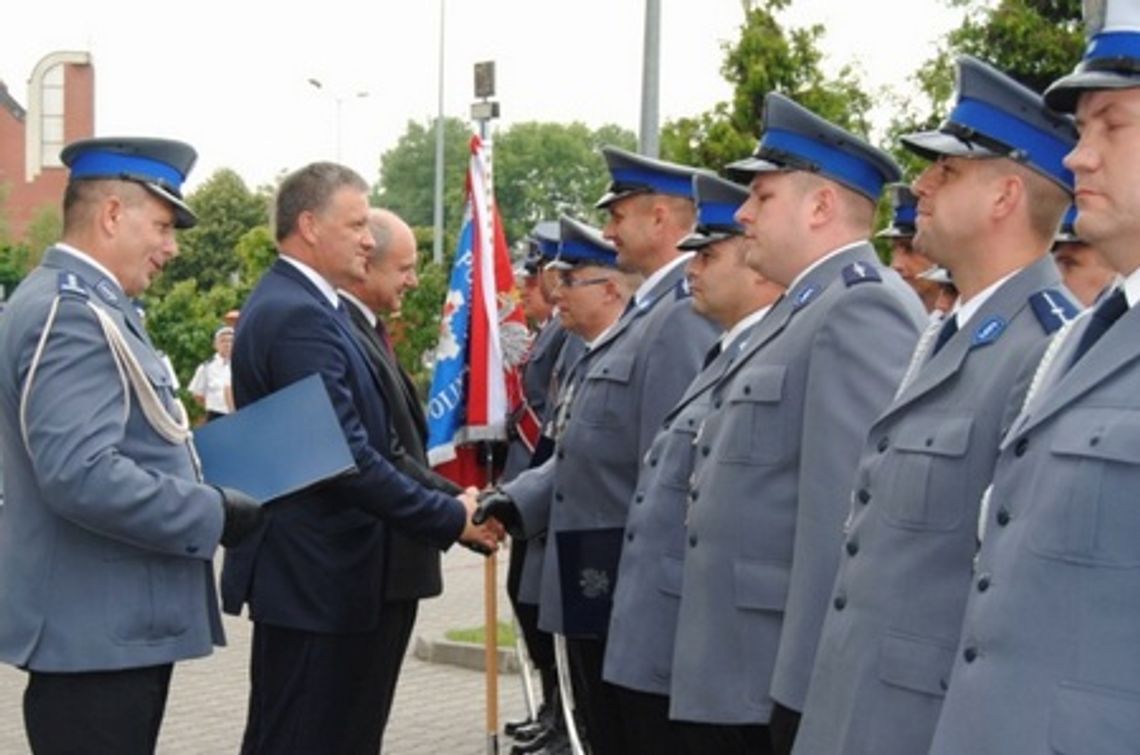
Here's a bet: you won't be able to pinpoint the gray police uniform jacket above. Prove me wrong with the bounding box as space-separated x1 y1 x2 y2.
928 291 1140 754
503 259 719 634
516 332 586 607
0 247 225 672
669 243 926 725
502 317 570 481
604 326 756 696
793 255 1079 755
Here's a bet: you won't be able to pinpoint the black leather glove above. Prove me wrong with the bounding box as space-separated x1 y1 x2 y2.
473 487 522 536
215 486 262 548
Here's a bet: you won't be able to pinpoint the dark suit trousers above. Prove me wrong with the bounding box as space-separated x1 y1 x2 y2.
613 684 683 755
24 663 173 755
373 600 418 746
239 616 409 755
676 720 774 755
565 636 623 755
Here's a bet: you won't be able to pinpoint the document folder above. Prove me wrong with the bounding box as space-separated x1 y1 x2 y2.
193 373 356 503
556 527 625 638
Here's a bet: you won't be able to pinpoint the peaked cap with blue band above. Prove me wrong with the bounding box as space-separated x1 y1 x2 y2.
1045 0 1140 113
726 92 901 202
549 215 619 269
60 136 198 228
678 173 749 251
900 56 1078 192
876 183 918 239
522 220 561 274
595 146 701 209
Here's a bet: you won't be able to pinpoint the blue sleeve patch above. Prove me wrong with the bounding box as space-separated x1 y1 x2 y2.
57 272 89 299
971 315 1007 347
1029 289 1079 334
842 262 882 286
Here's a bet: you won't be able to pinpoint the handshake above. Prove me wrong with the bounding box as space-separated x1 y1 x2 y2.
457 487 523 556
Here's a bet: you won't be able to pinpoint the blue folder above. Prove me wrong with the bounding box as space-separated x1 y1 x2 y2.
193 373 356 503
556 527 625 638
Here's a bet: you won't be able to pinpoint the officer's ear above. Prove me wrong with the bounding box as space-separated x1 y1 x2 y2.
990 172 1025 223
296 209 321 245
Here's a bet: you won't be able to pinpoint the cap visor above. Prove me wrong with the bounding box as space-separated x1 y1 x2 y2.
917 266 952 284
725 155 784 182
875 226 914 240
595 187 649 210
143 182 197 229
1045 69 1140 113
900 131 999 162
677 230 733 251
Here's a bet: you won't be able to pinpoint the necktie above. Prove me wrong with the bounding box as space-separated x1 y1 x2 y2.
702 342 723 370
374 317 396 359
1069 287 1128 367
931 314 959 356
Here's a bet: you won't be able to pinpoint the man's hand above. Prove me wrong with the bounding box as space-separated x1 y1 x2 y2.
458 490 505 555
215 486 262 547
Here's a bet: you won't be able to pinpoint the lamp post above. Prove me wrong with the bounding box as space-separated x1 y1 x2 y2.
307 78 369 162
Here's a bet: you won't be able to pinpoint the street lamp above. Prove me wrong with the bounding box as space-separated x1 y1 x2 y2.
307 78 369 162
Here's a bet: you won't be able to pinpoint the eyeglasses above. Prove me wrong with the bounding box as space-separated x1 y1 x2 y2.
554 270 611 289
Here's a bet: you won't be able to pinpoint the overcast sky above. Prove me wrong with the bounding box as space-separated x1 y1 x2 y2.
1 0 965 192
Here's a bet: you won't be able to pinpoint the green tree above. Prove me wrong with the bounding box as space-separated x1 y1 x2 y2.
23 204 61 264
155 169 270 295
374 117 472 240
390 227 452 391
144 279 241 401
494 121 637 243
234 224 278 291
887 0 1083 176
661 0 872 172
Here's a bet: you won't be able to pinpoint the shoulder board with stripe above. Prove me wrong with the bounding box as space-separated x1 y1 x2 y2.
1029 288 1080 334
842 261 882 287
674 276 693 300
57 271 89 299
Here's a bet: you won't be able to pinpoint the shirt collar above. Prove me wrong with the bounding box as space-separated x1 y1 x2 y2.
55 242 123 292
1120 266 1140 309
281 255 340 308
635 252 694 307
338 289 377 327
786 240 866 293
722 303 773 351
949 269 1019 329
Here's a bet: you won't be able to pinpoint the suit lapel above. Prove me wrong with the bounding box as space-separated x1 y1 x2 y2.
890 256 1056 415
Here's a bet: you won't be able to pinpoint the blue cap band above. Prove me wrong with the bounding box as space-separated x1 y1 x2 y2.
68 149 185 190
537 238 559 258
1085 30 1140 63
559 239 616 265
894 205 917 225
760 128 887 199
611 167 695 198
698 202 741 231
950 97 1074 188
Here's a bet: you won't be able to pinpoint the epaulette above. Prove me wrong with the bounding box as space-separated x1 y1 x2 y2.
1029 289 1079 334
57 272 89 299
674 276 693 300
842 261 882 287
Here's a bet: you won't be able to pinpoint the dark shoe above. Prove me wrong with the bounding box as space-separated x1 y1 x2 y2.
510 720 548 743
505 716 537 738
531 729 570 755
510 726 556 754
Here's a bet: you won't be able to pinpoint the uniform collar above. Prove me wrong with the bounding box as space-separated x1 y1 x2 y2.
950 268 1018 329
55 242 123 292
635 252 693 307
786 240 866 292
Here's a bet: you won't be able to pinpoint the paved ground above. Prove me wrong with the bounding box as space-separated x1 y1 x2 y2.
0 546 529 754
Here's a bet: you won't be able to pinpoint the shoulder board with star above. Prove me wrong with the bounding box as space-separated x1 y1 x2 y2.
1028 288 1080 334
842 262 882 287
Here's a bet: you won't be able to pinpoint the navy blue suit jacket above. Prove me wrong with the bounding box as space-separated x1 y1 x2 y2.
221 259 466 633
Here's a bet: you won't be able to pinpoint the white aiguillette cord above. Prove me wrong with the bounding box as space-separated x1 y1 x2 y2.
20 294 203 479
894 312 946 401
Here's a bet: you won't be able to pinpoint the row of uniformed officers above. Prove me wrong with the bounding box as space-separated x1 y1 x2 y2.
480 6 1140 753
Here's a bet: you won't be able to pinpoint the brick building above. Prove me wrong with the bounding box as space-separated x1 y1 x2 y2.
0 51 94 243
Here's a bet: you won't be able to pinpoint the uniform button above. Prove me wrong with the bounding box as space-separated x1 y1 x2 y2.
1014 437 1029 457
939 678 948 692
557 450 565 460
626 532 634 543
833 595 847 610
857 489 871 505
635 493 645 504
925 437 934 447
845 541 859 556
650 457 658 467
743 385 752 396
1090 436 1101 447
701 445 710 457
977 575 991 592
963 647 978 663
877 436 889 453
996 508 1011 526
186 545 199 555
555 492 564 502
714 399 723 409
663 421 672 431
688 535 698 548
